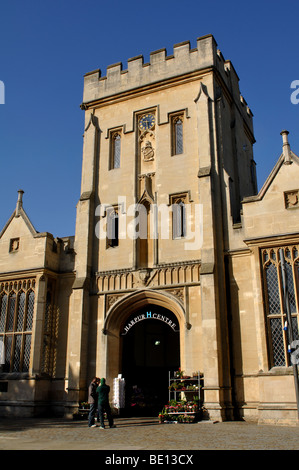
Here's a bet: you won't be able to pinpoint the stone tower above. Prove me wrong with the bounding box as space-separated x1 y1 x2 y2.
66 34 256 421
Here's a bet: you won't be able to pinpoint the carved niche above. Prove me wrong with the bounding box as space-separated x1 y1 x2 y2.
284 190 299 209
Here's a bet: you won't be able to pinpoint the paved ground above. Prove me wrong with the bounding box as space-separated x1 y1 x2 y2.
0 416 299 451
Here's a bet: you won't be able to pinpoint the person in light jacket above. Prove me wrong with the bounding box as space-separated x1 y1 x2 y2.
96 378 116 429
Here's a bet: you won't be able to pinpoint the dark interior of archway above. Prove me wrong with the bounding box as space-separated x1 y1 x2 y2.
121 305 180 416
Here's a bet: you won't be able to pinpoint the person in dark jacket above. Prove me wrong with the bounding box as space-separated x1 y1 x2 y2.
96 378 116 429
88 377 100 427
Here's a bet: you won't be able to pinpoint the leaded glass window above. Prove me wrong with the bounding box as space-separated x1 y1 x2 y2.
25 291 34 331
40 280 57 377
262 246 299 367
0 294 7 332
7 293 16 331
0 279 35 373
42 290 54 375
16 292 25 331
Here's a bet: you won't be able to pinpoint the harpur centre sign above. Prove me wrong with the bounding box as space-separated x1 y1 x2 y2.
122 311 179 335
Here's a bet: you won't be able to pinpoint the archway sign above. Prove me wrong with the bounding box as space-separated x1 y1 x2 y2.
122 310 179 335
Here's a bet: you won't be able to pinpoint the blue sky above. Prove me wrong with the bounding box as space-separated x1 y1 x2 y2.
0 0 298 237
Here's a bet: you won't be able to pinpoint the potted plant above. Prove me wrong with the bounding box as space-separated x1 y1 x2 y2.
80 401 89 410
175 368 184 378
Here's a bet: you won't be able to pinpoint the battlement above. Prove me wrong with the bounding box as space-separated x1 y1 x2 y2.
82 34 253 122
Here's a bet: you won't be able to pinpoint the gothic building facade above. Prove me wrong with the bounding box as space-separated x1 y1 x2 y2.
0 34 299 425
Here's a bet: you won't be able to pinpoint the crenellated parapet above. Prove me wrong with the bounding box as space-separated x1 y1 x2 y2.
82 35 215 104
81 34 253 124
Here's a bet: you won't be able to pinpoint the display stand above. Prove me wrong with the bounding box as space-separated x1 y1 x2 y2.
158 370 203 423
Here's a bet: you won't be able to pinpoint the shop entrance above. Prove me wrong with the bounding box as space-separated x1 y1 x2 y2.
121 305 180 416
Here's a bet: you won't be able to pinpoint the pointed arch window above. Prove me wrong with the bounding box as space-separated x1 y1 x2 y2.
171 194 187 239
106 207 119 248
110 132 121 169
171 115 184 155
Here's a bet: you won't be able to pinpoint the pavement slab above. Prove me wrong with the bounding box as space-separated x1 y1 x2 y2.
0 417 299 451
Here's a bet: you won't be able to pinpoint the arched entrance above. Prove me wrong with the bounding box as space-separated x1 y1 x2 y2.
103 289 185 416
121 305 180 415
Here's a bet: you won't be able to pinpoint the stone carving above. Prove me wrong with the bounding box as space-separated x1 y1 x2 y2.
284 190 299 209
106 293 125 310
97 262 200 294
166 288 184 304
141 141 155 161
10 238 20 252
133 269 152 287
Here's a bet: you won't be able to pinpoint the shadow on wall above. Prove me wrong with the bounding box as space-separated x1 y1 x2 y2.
225 258 245 421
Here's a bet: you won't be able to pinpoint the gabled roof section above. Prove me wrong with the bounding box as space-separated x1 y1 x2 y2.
0 190 38 239
242 130 299 204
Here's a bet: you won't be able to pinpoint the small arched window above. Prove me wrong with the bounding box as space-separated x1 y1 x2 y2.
107 207 119 248
110 132 121 169
172 196 187 239
172 116 184 155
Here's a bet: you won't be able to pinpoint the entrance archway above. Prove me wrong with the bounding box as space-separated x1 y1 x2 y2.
103 289 185 416
121 305 180 415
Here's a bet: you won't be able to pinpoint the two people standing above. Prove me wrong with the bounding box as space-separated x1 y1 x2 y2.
88 376 115 429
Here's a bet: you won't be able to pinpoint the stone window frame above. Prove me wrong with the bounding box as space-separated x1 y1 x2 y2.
169 192 188 239
261 245 299 368
170 112 184 156
109 129 122 170
106 205 120 249
0 279 35 374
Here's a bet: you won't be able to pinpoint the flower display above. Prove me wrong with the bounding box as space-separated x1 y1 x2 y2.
158 399 200 423
79 402 90 409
